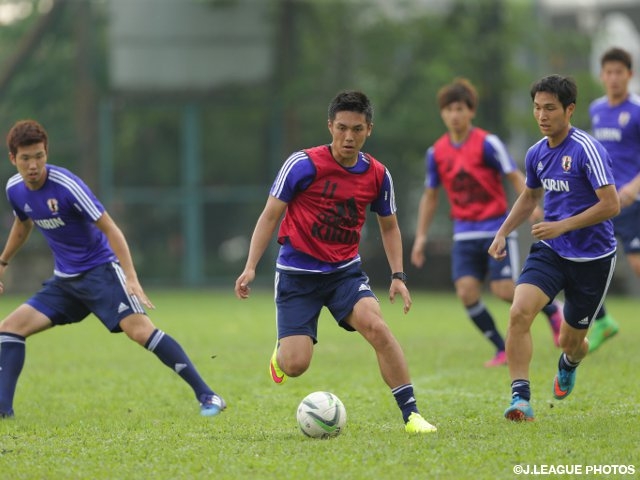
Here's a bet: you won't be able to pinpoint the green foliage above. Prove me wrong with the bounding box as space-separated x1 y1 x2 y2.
0 0 600 287
0 291 638 479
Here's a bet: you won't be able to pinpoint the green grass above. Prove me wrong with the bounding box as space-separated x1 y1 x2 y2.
0 290 638 479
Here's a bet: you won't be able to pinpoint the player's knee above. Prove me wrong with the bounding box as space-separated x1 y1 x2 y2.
281 354 311 377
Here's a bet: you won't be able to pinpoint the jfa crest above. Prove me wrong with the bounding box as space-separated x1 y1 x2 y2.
47 198 59 213
618 111 630 128
562 156 572 172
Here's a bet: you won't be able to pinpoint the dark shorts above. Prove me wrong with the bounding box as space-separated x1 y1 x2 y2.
274 265 377 343
613 201 640 254
517 243 616 329
26 262 146 333
452 236 519 283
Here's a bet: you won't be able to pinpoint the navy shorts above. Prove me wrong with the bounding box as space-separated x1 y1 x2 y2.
613 201 640 254
26 262 146 333
274 265 378 343
517 243 616 329
451 236 519 282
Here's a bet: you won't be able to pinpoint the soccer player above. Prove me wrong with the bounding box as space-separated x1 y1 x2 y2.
234 90 437 434
411 78 563 368
0 120 225 418
588 46 640 352
488 75 619 421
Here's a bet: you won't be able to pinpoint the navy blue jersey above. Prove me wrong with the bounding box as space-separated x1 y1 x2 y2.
6 165 116 277
524 127 616 260
590 93 640 194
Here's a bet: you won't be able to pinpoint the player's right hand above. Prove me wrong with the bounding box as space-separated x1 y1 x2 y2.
488 236 507 260
234 270 255 299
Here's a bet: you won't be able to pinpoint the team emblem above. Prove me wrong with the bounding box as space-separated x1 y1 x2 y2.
47 198 59 213
618 112 630 128
562 156 572 172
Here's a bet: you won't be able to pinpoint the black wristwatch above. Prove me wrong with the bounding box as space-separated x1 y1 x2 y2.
390 272 407 284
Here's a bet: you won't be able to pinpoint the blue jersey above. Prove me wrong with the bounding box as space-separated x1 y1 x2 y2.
271 149 395 273
590 93 640 195
425 132 517 240
524 127 616 260
6 165 116 277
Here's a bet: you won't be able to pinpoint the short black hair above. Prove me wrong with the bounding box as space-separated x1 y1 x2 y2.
601 47 632 70
530 74 577 110
328 90 374 124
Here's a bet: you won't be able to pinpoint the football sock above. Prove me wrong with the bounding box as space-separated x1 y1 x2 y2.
541 302 557 320
466 301 505 351
558 352 580 372
0 333 26 415
145 329 213 399
392 384 418 423
511 379 531 401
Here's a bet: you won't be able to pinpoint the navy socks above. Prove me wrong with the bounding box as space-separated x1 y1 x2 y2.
466 301 505 352
392 383 419 422
145 329 213 399
0 333 26 415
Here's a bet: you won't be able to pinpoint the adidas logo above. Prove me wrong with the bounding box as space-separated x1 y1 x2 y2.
404 396 416 405
630 238 640 249
117 302 130 313
578 317 589 326
174 363 187 373
23 203 32 212
358 283 371 292
500 265 512 276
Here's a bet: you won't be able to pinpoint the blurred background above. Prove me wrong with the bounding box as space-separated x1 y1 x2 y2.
0 0 638 293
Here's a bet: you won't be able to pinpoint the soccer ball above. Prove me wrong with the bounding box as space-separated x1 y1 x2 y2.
296 391 347 439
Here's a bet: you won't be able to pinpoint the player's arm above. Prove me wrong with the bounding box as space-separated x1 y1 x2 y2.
618 171 640 208
0 217 34 293
489 186 543 260
378 213 411 314
531 184 620 240
505 170 544 223
410 187 439 268
95 212 154 309
234 195 287 299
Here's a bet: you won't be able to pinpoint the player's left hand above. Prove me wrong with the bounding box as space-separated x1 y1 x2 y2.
531 221 564 240
389 281 412 314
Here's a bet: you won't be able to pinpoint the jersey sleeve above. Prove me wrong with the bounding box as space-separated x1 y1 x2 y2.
483 134 517 174
585 141 616 190
370 168 397 216
425 146 440 188
51 168 105 222
269 151 315 203
524 145 542 189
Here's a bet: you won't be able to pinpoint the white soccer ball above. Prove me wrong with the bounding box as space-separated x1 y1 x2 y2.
296 391 347 439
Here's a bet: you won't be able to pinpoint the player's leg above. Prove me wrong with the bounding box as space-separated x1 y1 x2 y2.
344 296 436 433
270 271 322 384
588 206 639 351
274 335 314 379
503 244 563 421
117 312 225 415
554 253 616 400
0 304 52 417
79 263 225 416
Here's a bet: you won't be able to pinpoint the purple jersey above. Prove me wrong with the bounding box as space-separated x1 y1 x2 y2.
270 149 395 273
425 132 517 240
6 165 116 277
590 93 640 195
524 127 616 260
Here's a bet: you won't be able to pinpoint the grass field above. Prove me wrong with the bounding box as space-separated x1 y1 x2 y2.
0 289 638 479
